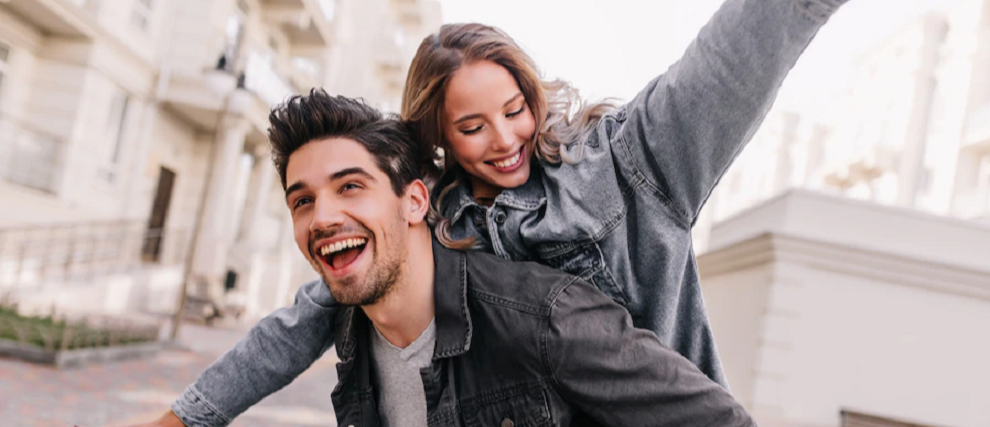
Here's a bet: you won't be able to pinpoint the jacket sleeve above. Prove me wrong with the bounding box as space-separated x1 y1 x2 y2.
171 279 337 427
615 0 848 224
546 277 754 427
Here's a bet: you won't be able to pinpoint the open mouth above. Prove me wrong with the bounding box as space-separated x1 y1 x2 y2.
486 146 525 172
317 237 369 271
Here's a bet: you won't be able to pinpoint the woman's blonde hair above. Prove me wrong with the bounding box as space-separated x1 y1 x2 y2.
401 23 616 249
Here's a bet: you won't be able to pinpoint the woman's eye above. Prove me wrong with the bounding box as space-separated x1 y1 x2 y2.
506 106 525 118
461 125 482 135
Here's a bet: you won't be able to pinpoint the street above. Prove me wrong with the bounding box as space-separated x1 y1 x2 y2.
0 322 339 427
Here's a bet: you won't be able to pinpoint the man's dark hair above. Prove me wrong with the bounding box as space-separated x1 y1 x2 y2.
268 88 439 195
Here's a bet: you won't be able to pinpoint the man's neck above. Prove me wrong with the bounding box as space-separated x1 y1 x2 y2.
361 227 435 349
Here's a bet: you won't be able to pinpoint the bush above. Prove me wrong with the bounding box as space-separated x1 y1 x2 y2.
0 305 159 351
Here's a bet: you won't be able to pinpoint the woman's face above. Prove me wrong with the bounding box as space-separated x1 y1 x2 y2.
443 60 536 200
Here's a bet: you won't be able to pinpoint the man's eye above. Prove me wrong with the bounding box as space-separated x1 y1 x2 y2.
341 183 362 192
293 197 313 209
506 106 525 118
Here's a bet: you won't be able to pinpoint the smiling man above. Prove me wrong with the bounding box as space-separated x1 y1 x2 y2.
136 89 755 427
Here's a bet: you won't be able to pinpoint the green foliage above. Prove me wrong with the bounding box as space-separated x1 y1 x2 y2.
0 304 158 351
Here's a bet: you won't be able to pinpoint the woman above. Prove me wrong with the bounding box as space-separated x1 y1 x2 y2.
403 0 846 385
169 0 849 423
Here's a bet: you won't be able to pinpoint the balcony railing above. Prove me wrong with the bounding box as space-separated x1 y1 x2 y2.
0 114 67 194
0 221 191 290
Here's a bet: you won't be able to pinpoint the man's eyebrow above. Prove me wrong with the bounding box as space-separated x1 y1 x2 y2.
451 93 525 125
285 181 307 201
330 167 377 183
284 167 377 201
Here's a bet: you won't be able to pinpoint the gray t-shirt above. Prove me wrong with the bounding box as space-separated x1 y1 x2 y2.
369 319 436 427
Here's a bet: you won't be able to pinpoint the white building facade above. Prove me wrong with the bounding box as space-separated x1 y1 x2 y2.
0 0 440 321
695 0 990 254
693 2 990 425
699 190 990 427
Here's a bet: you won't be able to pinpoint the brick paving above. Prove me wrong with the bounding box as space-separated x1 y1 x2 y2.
0 322 339 427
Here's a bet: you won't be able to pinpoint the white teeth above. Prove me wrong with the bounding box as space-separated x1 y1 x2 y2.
319 238 368 256
493 151 521 168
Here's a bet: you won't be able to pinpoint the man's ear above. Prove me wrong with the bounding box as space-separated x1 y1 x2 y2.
403 179 430 225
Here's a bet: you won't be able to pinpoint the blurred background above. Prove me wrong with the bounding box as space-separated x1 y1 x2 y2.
0 0 987 426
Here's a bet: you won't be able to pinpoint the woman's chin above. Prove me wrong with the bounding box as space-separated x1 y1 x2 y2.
491 163 531 190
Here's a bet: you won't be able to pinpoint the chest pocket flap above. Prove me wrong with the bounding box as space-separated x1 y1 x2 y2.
463 382 552 427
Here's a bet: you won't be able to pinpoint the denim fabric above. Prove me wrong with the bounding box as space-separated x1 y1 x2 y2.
437 0 849 387
330 238 755 427
172 0 849 424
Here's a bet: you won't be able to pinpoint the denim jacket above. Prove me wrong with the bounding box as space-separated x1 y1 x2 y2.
172 0 849 424
330 239 754 427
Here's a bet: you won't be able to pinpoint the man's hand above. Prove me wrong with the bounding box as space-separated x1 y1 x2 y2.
113 410 185 427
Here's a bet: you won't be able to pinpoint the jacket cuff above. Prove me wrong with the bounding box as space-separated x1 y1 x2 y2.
171 385 231 427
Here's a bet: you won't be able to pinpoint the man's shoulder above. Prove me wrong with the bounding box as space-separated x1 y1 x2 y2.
461 249 580 315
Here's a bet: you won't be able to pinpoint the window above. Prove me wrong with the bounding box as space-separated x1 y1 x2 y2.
99 89 130 183
316 0 336 21
0 43 9 102
222 0 248 72
268 36 280 56
131 0 154 31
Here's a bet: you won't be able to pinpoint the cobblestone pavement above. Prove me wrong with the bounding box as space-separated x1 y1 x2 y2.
0 322 339 427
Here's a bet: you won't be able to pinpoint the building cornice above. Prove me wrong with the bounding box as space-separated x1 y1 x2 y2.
698 231 990 302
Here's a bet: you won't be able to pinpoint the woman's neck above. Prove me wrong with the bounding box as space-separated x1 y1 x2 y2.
467 175 503 205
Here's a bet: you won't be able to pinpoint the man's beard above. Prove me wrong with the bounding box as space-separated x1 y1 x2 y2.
309 214 407 306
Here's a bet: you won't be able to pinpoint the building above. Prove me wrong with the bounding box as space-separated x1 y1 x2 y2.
695 0 990 255
0 0 440 321
699 190 990 427
693 2 990 425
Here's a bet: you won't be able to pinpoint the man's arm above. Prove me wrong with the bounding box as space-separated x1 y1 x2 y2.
546 277 754 426
170 279 337 427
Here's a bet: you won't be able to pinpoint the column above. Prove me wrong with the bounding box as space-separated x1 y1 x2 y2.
897 14 948 208
191 115 250 280
238 145 278 248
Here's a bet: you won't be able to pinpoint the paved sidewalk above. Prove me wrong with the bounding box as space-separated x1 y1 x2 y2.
0 322 339 427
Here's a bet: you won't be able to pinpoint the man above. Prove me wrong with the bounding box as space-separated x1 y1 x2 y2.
135 90 754 427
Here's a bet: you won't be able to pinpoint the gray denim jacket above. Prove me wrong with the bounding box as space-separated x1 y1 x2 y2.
173 0 849 424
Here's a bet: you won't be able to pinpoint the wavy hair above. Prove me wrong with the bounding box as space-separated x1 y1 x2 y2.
401 23 616 249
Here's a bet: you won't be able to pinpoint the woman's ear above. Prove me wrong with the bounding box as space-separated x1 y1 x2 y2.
404 179 431 225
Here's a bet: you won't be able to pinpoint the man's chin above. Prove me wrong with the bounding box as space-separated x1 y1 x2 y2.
324 274 368 306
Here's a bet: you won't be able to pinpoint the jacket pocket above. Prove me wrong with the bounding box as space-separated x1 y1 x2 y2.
539 242 626 305
463 382 552 427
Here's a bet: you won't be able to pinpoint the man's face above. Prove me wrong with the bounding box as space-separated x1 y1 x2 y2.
284 138 409 306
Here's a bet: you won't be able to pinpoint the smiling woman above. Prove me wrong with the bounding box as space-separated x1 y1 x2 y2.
442 61 536 200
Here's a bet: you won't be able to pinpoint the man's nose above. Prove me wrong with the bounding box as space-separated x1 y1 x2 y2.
310 197 345 233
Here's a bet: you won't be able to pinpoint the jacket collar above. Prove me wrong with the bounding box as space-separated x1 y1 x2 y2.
335 235 473 363
435 163 548 225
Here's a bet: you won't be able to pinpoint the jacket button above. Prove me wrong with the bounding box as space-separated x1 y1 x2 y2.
501 418 514 427
494 210 507 224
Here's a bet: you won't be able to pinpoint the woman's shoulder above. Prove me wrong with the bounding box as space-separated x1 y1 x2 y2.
539 109 629 182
